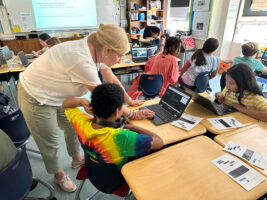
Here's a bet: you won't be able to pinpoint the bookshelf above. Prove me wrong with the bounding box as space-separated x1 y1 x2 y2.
128 0 167 39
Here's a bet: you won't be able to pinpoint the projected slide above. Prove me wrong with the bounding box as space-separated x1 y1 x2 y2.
32 0 97 30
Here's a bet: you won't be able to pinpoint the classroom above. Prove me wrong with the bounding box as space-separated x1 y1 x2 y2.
0 0 266 199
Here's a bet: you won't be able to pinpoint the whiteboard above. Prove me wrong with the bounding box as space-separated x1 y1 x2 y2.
3 0 119 32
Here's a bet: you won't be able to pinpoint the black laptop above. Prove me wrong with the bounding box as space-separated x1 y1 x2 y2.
147 46 158 58
18 51 30 67
131 47 148 63
184 88 236 116
261 49 267 66
141 85 192 125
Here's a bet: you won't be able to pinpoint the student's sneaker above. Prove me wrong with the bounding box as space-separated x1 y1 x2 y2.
54 175 77 192
72 159 84 169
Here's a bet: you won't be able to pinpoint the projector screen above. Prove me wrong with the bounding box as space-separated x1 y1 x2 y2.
32 0 97 30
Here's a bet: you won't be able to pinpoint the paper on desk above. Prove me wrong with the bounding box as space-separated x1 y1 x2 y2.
212 154 266 191
207 116 244 130
224 141 267 170
171 113 202 131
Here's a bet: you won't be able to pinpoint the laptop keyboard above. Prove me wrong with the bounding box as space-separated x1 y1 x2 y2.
214 103 234 114
147 104 176 122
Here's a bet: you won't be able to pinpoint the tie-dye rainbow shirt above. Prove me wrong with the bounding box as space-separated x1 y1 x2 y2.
65 108 153 168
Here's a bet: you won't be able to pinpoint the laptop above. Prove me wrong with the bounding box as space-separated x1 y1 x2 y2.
184 88 236 116
261 49 267 66
131 47 148 63
147 46 158 58
140 85 192 125
18 51 30 67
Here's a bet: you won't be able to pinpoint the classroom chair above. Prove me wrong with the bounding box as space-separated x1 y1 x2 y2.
0 109 40 154
75 152 132 200
138 74 163 98
0 145 55 200
194 72 211 93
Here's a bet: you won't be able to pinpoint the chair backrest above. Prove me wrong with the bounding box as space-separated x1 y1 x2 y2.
194 72 210 93
0 147 32 199
0 109 31 147
220 71 226 91
139 74 163 98
84 152 126 194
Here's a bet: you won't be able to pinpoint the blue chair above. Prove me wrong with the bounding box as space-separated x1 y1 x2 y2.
0 145 55 200
138 74 163 98
0 109 39 154
194 72 211 93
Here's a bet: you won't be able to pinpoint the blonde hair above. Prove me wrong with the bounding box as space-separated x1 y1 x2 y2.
241 42 259 57
88 24 130 55
46 37 61 47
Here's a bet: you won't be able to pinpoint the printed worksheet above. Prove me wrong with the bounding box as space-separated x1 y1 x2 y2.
171 113 202 131
207 116 245 130
224 141 267 170
212 154 266 191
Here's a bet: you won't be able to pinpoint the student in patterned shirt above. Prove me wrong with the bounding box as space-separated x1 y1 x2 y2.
215 63 267 122
63 83 163 170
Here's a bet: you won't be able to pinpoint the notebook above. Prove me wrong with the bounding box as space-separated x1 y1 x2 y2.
184 88 236 116
18 51 30 67
140 85 192 125
131 47 148 63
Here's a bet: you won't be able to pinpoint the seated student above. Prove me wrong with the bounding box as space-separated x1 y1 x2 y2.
0 84 16 119
46 37 61 48
179 38 220 90
63 83 163 190
32 33 51 58
128 37 181 99
143 26 161 52
215 63 267 122
233 42 267 73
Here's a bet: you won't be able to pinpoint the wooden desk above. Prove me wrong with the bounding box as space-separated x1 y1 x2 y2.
122 136 267 200
214 122 267 176
111 55 146 70
129 99 206 145
185 93 258 135
0 57 25 74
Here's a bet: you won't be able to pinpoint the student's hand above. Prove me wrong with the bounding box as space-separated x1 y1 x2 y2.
128 99 145 107
215 92 224 103
32 50 39 58
82 99 93 115
134 109 155 120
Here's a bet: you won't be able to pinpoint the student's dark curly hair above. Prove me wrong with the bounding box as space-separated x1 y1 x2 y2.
191 38 219 66
226 63 263 105
91 83 124 119
163 37 181 55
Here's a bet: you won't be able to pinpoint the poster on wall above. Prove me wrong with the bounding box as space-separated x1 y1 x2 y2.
192 11 210 39
193 0 210 12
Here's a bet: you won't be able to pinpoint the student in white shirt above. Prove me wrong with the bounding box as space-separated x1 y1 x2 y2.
18 24 153 193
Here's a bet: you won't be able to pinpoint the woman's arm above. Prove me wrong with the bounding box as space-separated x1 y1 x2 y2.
229 103 267 122
100 67 145 106
125 123 164 149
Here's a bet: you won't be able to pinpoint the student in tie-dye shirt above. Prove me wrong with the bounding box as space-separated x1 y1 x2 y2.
63 83 163 169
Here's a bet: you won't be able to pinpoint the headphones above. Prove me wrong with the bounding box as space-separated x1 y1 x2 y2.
93 116 125 129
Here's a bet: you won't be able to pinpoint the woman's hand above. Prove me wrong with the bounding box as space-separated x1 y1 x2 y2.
215 92 224 103
134 109 155 120
128 99 145 107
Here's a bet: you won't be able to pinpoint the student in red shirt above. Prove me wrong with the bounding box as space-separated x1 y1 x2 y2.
128 37 181 99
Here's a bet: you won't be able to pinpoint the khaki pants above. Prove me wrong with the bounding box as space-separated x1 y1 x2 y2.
17 82 80 174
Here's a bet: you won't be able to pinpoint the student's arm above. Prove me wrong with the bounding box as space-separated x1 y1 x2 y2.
209 69 218 79
100 67 145 106
180 60 190 77
228 103 267 122
262 66 267 73
124 123 164 149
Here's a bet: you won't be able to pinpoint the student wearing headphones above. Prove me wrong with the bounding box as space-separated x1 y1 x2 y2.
18 24 153 192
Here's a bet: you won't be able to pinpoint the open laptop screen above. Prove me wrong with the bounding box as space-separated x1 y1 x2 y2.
160 86 191 114
132 47 147 58
147 46 158 58
262 50 267 62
